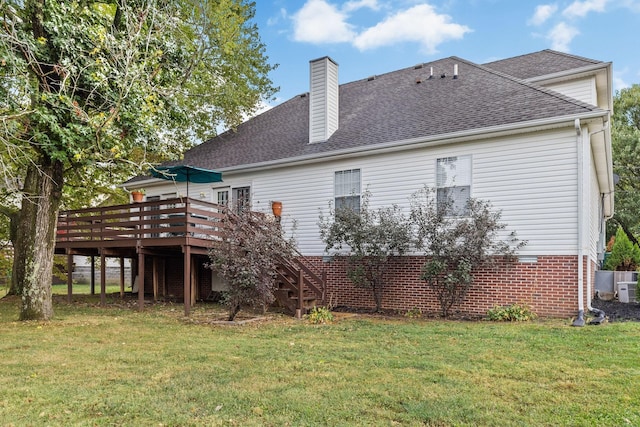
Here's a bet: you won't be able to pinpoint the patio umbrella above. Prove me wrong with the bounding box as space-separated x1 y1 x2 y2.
150 165 223 197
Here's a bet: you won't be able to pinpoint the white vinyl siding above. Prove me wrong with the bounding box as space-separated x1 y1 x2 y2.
147 127 584 257
544 77 597 106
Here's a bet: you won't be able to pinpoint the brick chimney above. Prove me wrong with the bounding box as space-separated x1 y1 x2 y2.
309 57 339 144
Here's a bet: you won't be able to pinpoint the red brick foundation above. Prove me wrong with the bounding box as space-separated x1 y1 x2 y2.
306 255 589 318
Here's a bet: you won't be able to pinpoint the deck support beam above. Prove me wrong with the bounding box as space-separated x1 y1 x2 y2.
153 257 159 302
184 245 191 316
90 256 96 295
100 251 106 306
66 250 73 303
138 246 145 311
119 257 125 298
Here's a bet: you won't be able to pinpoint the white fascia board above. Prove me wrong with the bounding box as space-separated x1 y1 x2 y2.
219 110 610 175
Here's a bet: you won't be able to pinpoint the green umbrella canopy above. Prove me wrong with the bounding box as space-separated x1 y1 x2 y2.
149 165 223 196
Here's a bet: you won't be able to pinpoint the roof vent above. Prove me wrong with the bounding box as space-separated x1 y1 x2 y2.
415 77 422 84
429 67 434 79
453 64 458 79
367 75 376 81
414 63 424 70
440 73 446 79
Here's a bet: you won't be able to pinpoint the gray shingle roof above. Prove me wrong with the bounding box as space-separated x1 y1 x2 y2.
129 50 605 183
482 49 603 80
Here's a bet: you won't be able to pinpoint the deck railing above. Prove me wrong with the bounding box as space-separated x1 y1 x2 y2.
56 197 226 245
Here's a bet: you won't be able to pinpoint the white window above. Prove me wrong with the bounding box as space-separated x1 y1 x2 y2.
334 169 361 212
217 190 229 206
436 156 471 216
232 186 251 214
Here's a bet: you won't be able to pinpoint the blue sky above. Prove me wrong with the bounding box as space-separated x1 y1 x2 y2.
252 0 640 107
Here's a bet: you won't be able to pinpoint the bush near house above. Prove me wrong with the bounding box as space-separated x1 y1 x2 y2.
604 227 640 271
318 191 413 312
487 303 537 321
208 208 296 321
410 187 525 318
320 188 525 317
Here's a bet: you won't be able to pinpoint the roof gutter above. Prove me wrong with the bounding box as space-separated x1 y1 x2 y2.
218 110 610 175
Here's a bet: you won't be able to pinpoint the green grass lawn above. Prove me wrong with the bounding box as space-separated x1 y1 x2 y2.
1 296 639 426
51 283 124 295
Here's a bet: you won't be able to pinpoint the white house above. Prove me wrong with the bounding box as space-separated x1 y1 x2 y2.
129 50 614 319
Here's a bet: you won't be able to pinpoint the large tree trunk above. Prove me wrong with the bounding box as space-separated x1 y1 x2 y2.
13 161 64 320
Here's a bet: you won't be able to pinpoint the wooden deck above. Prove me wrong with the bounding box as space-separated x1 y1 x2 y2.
55 197 225 315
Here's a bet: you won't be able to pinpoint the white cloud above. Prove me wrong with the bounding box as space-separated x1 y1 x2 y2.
546 22 579 51
562 0 610 18
621 0 640 12
528 4 558 25
292 0 356 43
267 8 288 26
353 4 471 53
343 0 380 12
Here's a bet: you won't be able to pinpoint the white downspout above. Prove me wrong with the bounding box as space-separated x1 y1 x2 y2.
585 132 592 313
573 119 586 326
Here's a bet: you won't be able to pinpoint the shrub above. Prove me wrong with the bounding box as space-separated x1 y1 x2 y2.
411 187 525 318
604 227 640 271
487 303 537 322
318 191 412 312
208 208 296 321
305 306 334 324
405 307 422 318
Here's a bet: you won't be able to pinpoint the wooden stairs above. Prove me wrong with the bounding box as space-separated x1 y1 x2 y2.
274 255 326 317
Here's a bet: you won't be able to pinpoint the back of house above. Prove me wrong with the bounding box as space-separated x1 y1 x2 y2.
133 49 614 318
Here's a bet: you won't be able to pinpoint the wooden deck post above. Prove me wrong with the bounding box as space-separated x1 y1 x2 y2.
119 257 125 298
90 255 96 295
100 251 106 306
184 245 191 316
152 257 158 302
191 257 197 306
66 250 73 303
138 249 145 311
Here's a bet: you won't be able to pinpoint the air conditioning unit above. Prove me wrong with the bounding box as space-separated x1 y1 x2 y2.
617 281 637 303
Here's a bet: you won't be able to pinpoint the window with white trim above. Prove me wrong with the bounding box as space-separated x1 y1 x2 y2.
232 186 251 214
334 169 361 212
436 155 471 216
217 190 229 206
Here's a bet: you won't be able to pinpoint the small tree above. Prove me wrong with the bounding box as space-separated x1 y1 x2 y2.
318 191 413 312
411 187 524 318
604 227 640 271
208 209 296 321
